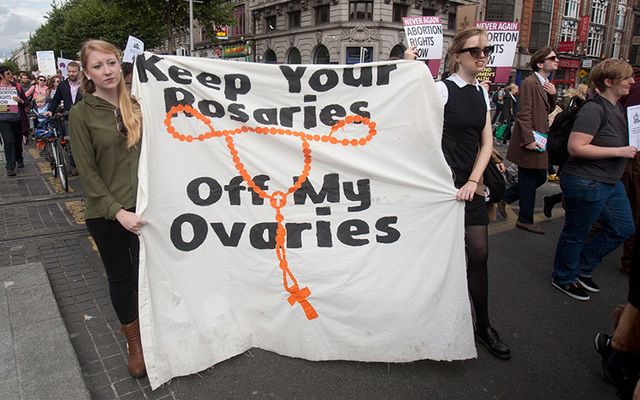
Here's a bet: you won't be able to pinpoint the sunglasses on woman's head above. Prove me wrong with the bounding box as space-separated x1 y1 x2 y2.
39 78 46 82
459 45 495 58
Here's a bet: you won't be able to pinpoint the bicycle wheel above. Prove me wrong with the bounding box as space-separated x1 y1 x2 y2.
54 141 69 192
49 142 58 178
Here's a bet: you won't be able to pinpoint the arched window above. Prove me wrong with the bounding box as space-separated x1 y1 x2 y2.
389 44 405 60
286 47 302 64
313 45 330 64
264 49 277 64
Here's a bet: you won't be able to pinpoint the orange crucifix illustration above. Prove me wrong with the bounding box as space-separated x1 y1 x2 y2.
164 104 379 320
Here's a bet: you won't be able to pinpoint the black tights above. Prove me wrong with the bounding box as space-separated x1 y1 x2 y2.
465 225 490 330
86 216 140 325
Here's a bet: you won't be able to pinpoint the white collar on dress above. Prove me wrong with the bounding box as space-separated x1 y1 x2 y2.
447 73 482 91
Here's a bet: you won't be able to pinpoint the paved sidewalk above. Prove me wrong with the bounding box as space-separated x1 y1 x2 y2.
1 141 629 400
0 262 89 400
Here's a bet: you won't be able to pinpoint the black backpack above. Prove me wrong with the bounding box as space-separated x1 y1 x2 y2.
547 96 607 166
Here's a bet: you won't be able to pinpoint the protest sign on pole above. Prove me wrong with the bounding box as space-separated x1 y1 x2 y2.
475 21 519 83
36 51 57 76
132 52 476 389
0 87 19 114
57 57 74 78
402 16 443 77
123 35 145 63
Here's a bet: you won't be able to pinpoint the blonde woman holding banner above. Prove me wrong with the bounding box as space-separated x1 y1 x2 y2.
69 39 146 377
405 28 511 360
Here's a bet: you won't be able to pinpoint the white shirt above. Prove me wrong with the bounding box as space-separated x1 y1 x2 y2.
534 71 549 85
69 79 81 104
435 73 491 109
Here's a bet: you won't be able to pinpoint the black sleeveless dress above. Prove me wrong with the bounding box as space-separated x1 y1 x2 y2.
441 79 489 226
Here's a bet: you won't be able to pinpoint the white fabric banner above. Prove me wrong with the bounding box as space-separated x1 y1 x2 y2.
132 53 476 389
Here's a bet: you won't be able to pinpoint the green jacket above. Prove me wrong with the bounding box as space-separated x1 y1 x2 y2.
69 93 140 220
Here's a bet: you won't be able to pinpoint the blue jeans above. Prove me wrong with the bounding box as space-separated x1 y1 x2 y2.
552 174 635 285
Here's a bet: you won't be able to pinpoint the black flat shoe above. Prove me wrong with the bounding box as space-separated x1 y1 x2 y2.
543 195 553 218
475 326 511 360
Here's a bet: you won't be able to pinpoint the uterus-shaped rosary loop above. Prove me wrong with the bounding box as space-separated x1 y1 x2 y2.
164 104 379 320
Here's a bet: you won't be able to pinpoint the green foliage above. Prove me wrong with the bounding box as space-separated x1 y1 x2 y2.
28 0 233 58
0 59 20 73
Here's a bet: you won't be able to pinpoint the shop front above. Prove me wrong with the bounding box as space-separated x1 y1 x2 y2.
552 58 580 92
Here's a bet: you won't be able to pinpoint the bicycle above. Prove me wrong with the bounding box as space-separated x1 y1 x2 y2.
32 113 71 192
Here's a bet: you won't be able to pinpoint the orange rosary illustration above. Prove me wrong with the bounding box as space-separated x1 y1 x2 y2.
164 104 378 320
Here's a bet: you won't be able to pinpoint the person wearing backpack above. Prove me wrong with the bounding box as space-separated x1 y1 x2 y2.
542 84 590 218
502 47 558 234
551 58 637 301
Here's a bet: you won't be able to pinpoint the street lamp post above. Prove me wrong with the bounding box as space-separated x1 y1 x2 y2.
184 0 203 56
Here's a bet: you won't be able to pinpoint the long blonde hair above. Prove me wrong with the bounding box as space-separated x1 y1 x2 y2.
447 28 487 74
80 39 141 149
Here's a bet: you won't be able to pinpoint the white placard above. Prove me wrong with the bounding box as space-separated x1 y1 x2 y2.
123 35 144 63
36 51 57 76
402 16 443 76
628 104 640 149
475 21 520 83
57 57 74 78
0 87 18 113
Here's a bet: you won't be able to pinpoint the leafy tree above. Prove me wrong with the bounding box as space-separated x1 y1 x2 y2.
28 0 234 58
0 59 20 73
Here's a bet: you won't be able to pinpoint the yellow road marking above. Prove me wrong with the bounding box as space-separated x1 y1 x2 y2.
489 208 565 235
28 148 40 159
37 161 50 174
64 200 85 225
87 237 97 251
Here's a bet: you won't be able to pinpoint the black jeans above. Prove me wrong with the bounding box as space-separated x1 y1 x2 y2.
503 167 547 224
86 215 140 325
0 120 24 171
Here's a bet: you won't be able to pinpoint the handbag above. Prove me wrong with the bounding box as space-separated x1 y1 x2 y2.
483 162 506 204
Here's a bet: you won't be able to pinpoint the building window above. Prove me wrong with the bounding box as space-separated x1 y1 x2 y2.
560 18 577 41
346 46 373 64
563 0 578 19
389 44 405 60
315 5 330 24
529 0 553 51
289 10 301 28
349 1 373 21
447 12 456 30
287 47 302 64
422 8 436 16
612 31 621 58
264 49 277 64
265 15 277 31
590 0 607 25
586 27 603 57
615 3 626 29
393 4 407 23
232 5 245 36
313 45 331 64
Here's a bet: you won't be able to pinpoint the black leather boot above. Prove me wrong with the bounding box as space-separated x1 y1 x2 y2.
475 326 511 360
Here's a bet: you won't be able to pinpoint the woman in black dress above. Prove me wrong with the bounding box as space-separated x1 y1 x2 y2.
406 28 511 359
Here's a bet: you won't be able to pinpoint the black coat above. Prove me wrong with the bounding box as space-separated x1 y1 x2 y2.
48 79 83 114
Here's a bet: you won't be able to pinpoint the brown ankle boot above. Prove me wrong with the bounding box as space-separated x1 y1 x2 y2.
121 319 147 378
